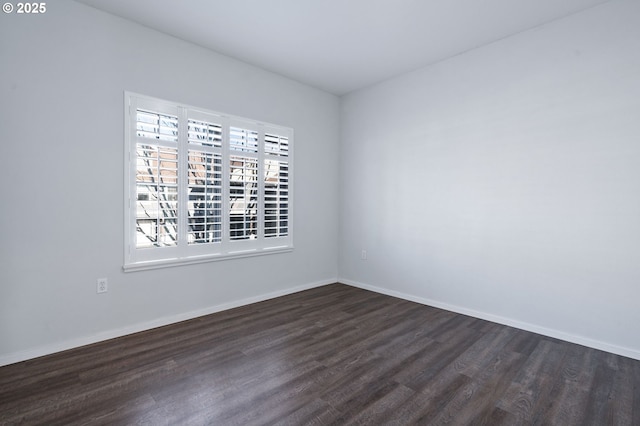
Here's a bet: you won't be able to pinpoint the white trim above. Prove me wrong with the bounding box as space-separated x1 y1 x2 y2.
339 278 640 361
123 246 293 272
124 92 294 269
0 278 336 367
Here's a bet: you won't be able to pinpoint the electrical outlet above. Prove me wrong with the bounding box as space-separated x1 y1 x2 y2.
361 250 367 260
97 278 108 294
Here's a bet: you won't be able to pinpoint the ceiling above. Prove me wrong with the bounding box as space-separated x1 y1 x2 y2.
74 0 610 95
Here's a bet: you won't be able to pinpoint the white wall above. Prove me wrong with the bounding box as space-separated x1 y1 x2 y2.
339 1 640 359
2 0 639 367
0 0 340 365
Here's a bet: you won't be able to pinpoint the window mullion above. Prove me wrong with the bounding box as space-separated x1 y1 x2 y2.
257 126 265 247
177 107 189 252
221 117 231 252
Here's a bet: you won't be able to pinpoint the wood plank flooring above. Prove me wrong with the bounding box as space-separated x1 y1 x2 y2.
1 283 639 425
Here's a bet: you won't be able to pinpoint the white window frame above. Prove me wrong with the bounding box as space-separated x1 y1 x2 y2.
124 92 293 271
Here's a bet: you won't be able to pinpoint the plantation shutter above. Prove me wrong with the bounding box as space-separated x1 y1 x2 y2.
264 132 290 239
125 92 293 270
134 108 179 249
186 116 223 245
229 126 259 242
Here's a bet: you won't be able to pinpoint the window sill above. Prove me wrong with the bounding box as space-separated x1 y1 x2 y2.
123 246 293 272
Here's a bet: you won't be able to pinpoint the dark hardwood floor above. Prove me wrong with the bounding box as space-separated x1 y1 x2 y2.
1 283 639 425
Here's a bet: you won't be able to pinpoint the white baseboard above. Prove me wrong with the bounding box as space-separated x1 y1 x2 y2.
6 278 637 366
0 279 336 367
339 278 640 361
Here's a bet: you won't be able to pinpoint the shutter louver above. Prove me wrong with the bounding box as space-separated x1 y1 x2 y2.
136 110 178 142
188 119 222 148
265 133 289 157
230 127 259 153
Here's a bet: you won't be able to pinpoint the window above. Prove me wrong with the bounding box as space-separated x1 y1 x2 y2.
124 93 293 271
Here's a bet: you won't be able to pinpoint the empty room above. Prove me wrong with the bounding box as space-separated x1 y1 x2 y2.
1 0 639 424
